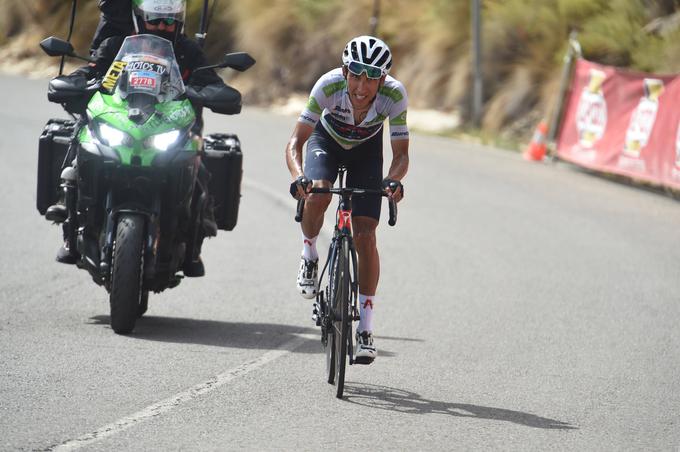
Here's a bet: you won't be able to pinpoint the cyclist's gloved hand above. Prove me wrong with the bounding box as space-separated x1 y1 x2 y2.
290 175 311 200
382 178 404 202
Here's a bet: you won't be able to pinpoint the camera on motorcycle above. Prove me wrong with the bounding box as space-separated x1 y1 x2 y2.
194 52 256 73
40 37 95 63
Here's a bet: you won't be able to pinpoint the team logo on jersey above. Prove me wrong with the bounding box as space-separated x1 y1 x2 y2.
623 78 664 158
575 68 608 148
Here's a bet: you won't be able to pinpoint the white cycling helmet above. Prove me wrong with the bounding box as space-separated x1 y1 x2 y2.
342 35 392 78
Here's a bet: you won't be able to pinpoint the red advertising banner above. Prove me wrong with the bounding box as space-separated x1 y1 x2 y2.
556 58 680 190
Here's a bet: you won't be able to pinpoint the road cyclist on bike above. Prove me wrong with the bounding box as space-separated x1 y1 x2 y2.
286 35 409 364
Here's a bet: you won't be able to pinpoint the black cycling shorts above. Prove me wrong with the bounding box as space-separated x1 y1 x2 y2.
304 122 383 221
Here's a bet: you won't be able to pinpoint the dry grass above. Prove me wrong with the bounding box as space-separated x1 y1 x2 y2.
2 0 680 141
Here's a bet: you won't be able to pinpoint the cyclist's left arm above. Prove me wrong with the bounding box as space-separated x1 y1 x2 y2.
385 80 409 202
385 138 409 202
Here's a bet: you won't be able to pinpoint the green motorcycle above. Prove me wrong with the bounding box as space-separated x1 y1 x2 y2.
37 34 255 334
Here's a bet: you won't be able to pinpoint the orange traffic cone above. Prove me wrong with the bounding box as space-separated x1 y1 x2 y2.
523 120 548 161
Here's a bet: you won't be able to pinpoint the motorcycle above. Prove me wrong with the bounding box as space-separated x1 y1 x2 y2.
37 34 255 334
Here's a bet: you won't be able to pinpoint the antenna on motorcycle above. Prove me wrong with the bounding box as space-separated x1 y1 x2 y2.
60 0 78 75
196 0 214 49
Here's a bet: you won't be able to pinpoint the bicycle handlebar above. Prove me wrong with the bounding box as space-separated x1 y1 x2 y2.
294 187 398 226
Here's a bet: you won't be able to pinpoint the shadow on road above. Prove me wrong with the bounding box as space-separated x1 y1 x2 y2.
89 315 321 351
343 383 577 430
90 315 404 357
89 315 402 357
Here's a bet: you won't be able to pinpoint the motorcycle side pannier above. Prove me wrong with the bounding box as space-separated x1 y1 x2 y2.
203 133 243 231
37 119 75 215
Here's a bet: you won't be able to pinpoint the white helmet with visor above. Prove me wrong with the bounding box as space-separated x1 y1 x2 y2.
342 35 392 79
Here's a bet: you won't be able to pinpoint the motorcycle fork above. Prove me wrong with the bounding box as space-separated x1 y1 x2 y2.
100 191 159 289
62 178 78 257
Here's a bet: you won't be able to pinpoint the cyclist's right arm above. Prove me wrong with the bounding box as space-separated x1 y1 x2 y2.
285 121 315 198
286 72 335 197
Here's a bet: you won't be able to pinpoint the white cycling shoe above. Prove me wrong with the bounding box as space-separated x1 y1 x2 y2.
297 257 318 299
354 331 377 364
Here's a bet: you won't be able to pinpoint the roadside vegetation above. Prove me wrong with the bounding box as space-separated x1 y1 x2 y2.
2 0 679 144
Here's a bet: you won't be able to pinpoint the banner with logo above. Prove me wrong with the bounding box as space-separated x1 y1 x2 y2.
556 58 680 190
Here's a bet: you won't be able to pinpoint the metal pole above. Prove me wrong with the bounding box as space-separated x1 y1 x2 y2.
547 30 582 160
471 0 483 127
370 0 380 36
60 0 78 75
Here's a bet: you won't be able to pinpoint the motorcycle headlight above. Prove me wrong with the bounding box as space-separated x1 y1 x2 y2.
98 123 129 147
150 130 181 151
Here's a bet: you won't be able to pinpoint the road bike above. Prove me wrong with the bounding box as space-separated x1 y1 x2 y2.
295 167 398 398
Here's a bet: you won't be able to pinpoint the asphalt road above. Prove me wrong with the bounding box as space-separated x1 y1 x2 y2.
1 74 679 451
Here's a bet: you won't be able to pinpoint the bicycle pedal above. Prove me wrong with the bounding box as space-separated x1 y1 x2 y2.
353 356 375 365
312 303 320 324
312 313 320 324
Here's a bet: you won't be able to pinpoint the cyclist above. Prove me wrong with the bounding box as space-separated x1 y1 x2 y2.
47 0 239 277
286 36 409 364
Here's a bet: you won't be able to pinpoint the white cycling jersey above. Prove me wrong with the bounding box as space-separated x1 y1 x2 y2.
299 68 409 150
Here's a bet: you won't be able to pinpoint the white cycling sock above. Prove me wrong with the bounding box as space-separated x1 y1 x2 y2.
358 294 375 333
301 233 319 261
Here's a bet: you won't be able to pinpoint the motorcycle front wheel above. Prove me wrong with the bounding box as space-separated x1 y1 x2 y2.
109 214 145 334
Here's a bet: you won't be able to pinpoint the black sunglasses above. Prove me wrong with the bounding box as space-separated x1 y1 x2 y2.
146 18 176 26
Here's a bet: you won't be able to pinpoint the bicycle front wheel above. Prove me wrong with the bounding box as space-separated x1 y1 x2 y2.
332 238 351 399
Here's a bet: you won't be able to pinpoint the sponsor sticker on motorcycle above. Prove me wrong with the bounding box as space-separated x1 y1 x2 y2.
103 60 128 91
129 71 160 93
126 60 167 75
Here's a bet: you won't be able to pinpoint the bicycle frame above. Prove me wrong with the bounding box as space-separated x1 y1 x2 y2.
316 168 360 365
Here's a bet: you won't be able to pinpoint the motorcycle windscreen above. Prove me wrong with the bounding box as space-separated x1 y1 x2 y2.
103 34 185 102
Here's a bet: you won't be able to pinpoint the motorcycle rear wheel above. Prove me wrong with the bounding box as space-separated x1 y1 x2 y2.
110 214 145 334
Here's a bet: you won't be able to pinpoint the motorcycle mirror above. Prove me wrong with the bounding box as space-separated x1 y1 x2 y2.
40 37 75 57
39 36 95 63
221 52 256 72
194 52 256 73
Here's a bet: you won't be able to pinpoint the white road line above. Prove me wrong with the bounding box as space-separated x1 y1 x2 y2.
50 334 312 451
51 180 321 450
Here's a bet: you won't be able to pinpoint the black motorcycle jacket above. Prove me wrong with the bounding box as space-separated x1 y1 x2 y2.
91 0 134 52
99 0 133 29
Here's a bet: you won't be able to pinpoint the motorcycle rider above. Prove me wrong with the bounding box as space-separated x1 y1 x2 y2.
286 36 409 363
90 0 134 53
46 0 239 277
